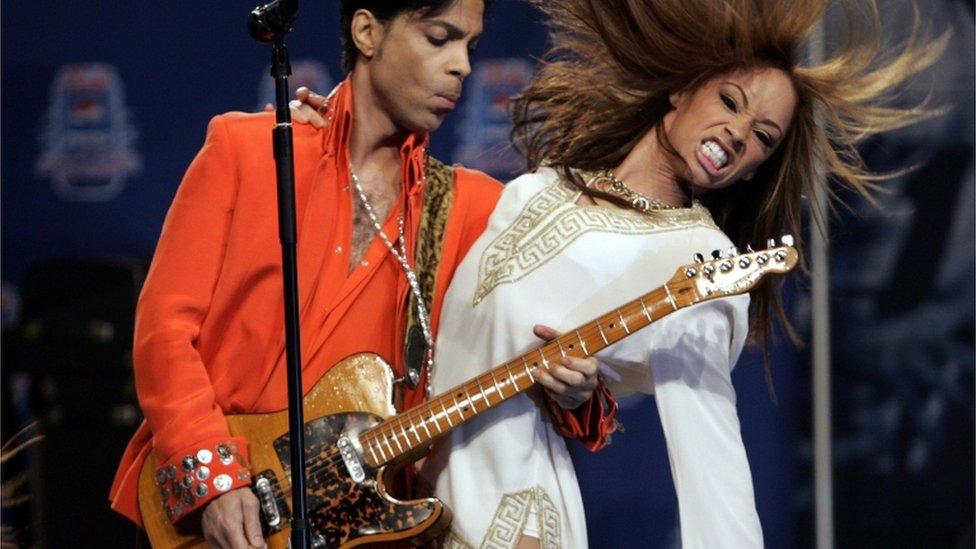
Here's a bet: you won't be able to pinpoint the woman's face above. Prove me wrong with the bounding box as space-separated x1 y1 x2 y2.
662 67 798 193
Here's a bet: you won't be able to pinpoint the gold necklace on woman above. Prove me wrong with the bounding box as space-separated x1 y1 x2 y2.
587 170 679 213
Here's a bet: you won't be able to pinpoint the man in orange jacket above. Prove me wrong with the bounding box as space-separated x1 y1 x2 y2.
110 1 615 547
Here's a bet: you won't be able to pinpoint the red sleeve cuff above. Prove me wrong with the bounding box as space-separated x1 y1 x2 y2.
546 376 618 452
152 437 252 523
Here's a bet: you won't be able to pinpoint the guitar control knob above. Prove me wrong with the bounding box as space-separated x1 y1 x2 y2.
407 369 420 386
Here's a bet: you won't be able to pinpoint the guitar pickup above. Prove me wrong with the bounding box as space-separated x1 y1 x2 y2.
252 470 292 536
337 435 366 483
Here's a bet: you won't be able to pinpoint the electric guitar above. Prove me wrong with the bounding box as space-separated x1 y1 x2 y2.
138 238 799 548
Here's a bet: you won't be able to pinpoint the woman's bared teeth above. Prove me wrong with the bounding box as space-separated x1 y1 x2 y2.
700 140 729 169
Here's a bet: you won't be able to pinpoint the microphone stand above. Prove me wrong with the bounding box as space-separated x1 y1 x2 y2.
248 2 310 548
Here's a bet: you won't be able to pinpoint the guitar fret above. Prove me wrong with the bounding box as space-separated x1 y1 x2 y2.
450 393 465 420
575 329 590 355
520 357 535 382
639 296 653 321
475 376 491 407
369 439 385 463
463 386 478 413
664 285 678 310
440 400 455 428
429 414 444 434
506 367 520 390
555 338 566 356
382 433 395 457
365 441 379 464
418 416 433 439
391 430 405 453
595 319 609 345
404 419 422 445
400 423 415 450
617 310 630 333
490 370 504 397
538 349 550 369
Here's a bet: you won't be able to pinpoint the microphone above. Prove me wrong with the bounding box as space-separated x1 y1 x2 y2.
249 0 299 42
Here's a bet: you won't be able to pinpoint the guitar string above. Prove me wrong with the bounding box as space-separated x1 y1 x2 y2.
360 285 681 453
295 286 680 482
292 282 691 482
333 284 680 466
267 262 788 488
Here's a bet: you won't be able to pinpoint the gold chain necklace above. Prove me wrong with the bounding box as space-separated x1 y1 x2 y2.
588 170 679 212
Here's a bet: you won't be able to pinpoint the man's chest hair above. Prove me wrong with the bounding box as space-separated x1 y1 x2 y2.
348 184 399 271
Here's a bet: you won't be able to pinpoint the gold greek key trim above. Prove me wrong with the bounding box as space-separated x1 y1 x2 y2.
473 178 717 305
442 486 562 549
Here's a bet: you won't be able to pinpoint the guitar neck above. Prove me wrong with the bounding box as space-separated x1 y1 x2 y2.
358 278 700 468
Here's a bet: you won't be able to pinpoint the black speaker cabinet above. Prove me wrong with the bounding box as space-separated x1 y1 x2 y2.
8 258 148 547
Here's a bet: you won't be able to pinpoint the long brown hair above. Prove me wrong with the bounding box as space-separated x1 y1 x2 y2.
511 0 947 354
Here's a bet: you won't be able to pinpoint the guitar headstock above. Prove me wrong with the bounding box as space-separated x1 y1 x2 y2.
669 235 799 301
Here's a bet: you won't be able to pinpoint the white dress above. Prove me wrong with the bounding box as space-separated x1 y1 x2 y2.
419 168 763 548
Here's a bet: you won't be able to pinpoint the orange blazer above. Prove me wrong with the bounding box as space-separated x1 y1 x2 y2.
109 79 503 524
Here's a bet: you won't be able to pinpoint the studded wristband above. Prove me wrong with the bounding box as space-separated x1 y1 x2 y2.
154 439 252 521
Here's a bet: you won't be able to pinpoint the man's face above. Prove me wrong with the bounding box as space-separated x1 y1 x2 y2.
368 0 484 133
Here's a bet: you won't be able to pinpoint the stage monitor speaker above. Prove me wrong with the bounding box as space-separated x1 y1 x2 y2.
9 258 148 547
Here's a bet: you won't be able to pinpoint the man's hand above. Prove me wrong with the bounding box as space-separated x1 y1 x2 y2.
265 86 331 128
201 488 266 549
532 324 600 409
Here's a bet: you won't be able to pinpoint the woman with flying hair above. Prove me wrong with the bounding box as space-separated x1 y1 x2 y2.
297 0 944 547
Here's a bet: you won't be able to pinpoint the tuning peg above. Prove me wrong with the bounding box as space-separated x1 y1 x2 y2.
766 238 776 248
746 243 754 253
727 246 739 257
711 250 722 259
694 252 705 263
781 234 795 247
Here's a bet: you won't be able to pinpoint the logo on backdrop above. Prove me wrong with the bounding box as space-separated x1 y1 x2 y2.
36 63 142 202
453 58 534 178
256 60 333 111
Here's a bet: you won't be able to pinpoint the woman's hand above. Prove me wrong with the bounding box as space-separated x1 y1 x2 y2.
532 324 600 409
264 86 331 128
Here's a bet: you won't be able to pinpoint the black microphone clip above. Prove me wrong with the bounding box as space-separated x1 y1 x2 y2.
249 0 299 43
